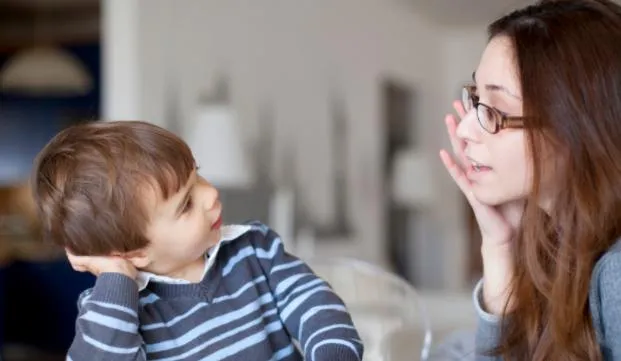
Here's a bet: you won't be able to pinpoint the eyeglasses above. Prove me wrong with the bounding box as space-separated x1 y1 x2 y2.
462 85 525 134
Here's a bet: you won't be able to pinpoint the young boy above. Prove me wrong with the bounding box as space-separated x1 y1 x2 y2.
32 121 363 361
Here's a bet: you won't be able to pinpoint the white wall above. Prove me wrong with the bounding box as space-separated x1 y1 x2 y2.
104 0 490 290
102 0 142 121
436 26 488 289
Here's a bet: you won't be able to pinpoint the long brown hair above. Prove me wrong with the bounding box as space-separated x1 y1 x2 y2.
488 1 621 360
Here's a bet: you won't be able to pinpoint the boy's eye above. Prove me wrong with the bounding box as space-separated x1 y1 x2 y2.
183 197 193 213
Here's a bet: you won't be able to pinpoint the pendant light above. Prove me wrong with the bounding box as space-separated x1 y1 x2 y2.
0 7 93 97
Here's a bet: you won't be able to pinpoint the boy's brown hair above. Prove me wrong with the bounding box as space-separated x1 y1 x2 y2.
32 121 195 256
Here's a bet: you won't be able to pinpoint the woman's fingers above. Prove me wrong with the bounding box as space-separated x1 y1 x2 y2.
441 150 512 240
453 100 467 119
439 150 475 203
445 115 468 166
440 149 492 216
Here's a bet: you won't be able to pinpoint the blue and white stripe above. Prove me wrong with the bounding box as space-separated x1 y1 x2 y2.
66 222 363 361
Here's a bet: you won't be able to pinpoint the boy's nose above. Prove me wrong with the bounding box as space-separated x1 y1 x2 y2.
207 187 219 211
198 182 219 211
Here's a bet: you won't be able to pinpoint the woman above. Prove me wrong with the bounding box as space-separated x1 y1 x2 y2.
440 0 621 360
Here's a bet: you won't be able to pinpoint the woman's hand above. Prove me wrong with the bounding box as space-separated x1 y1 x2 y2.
440 100 521 248
440 100 523 314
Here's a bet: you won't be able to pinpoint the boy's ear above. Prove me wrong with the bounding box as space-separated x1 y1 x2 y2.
118 249 151 269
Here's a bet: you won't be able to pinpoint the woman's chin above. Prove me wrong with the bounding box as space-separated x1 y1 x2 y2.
471 188 511 207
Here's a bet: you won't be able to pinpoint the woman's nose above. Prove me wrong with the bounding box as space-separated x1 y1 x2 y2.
456 108 482 143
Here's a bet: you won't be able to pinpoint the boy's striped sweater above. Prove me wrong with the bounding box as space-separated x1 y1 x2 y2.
66 222 363 361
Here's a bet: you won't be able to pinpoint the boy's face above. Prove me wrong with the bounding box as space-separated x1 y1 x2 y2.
140 170 223 276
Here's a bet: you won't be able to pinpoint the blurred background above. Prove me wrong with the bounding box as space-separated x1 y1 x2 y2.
0 0 533 359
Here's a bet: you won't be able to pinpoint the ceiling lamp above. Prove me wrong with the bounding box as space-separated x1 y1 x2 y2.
186 77 253 189
0 46 93 97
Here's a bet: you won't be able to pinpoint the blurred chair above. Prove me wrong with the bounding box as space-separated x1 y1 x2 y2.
306 257 433 361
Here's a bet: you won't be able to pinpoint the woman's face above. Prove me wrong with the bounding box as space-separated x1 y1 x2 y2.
457 35 533 206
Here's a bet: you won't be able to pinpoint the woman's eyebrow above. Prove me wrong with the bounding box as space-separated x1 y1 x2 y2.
472 71 522 100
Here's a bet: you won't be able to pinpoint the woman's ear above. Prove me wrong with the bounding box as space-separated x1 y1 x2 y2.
115 249 151 269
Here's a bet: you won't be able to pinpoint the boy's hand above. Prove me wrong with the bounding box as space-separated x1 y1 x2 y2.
66 250 138 280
